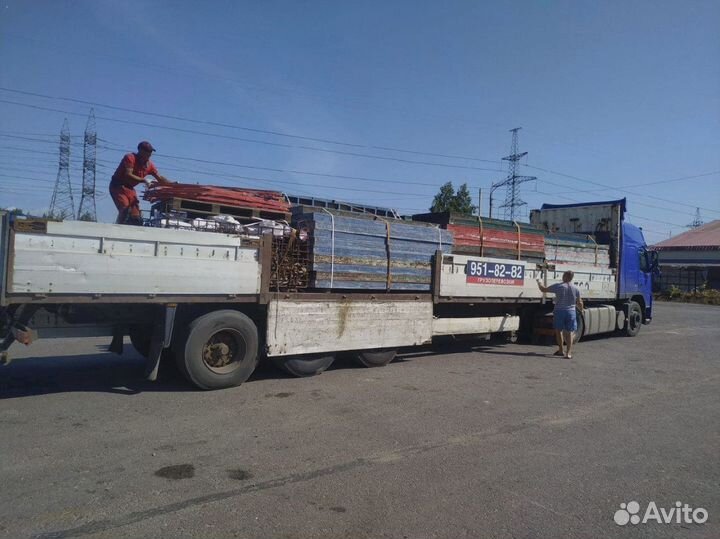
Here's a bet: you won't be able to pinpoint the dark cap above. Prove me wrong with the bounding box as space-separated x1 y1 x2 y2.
137 141 155 153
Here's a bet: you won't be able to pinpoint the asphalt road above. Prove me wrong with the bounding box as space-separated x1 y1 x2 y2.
0 302 718 539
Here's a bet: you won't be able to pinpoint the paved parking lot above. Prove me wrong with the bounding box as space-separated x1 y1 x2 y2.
0 302 718 539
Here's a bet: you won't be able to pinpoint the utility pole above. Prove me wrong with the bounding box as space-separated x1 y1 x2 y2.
77 109 98 221
49 119 75 220
494 127 536 221
688 208 703 228
488 179 504 219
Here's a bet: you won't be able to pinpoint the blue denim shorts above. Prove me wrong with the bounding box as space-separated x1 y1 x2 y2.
553 309 577 331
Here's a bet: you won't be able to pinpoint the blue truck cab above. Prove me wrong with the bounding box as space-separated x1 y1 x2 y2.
619 221 655 324
530 198 657 331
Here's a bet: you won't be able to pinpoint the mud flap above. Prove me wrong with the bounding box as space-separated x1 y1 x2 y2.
109 327 124 355
144 323 164 382
144 305 176 382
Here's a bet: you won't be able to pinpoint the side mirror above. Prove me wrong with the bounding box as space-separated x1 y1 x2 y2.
650 250 659 270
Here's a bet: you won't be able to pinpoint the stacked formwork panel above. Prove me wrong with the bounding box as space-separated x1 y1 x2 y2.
544 233 611 267
293 209 453 291
412 212 545 264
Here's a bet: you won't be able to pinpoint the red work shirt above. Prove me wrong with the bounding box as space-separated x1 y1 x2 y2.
111 153 158 188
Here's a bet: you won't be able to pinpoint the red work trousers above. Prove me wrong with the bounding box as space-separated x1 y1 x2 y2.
109 182 141 224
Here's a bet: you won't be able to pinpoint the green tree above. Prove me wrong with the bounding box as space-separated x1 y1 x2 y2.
78 211 96 222
0 207 23 216
454 183 476 215
430 182 477 215
430 182 455 213
42 210 72 220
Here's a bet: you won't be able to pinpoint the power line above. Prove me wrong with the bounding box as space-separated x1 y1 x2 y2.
95 138 481 190
137 163 437 198
6 142 466 195
0 98 504 173
536 179 701 219
523 163 720 216
3 98 715 216
0 133 711 232
2 137 709 230
96 143 704 228
0 87 505 165
0 173 79 185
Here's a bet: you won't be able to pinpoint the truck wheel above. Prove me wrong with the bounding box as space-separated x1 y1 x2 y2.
352 349 397 368
573 310 585 344
272 353 336 377
179 310 258 390
625 301 642 337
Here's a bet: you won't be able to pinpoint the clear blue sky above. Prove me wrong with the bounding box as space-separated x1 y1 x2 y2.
1 0 718 244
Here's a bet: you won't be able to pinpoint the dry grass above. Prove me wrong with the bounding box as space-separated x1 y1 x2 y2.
655 285 720 305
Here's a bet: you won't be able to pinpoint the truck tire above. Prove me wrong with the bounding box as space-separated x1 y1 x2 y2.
272 353 336 377
352 349 397 368
625 301 642 337
178 310 258 390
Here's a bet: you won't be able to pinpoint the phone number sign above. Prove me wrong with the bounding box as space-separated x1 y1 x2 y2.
466 260 525 286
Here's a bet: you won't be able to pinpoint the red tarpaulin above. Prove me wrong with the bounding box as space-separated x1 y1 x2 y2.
144 183 290 213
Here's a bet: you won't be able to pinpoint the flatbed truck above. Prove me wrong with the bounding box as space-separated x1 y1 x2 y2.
0 199 657 390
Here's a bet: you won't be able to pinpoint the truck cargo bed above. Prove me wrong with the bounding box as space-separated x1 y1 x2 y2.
2 218 261 302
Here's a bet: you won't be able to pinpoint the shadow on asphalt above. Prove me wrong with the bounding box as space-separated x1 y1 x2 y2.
0 339 555 398
0 353 191 398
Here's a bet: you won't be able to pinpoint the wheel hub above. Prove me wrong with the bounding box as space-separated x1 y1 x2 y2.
203 333 236 368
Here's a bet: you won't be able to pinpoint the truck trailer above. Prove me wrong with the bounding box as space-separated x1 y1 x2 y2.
0 198 657 390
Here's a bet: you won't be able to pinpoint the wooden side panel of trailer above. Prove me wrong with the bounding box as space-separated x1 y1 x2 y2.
266 299 433 356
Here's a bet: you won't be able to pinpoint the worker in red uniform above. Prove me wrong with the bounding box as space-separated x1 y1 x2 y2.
110 141 171 225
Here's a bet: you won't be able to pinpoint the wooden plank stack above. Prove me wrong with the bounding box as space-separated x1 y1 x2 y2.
293 209 453 291
144 183 291 222
412 212 546 264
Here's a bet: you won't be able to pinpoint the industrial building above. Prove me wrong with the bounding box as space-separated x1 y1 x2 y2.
652 220 720 291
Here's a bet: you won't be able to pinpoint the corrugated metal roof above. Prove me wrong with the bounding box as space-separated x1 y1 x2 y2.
652 220 720 250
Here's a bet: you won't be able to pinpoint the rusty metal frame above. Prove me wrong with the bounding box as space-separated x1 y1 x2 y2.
258 233 273 304
432 250 443 303
435 296 543 304
0 213 10 307
265 291 431 302
3 228 17 308
2 294 262 305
